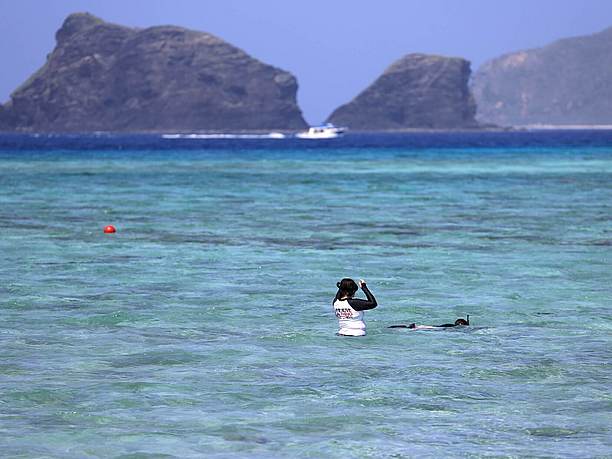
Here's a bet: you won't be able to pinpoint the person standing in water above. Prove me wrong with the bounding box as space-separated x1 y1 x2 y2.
333 278 378 336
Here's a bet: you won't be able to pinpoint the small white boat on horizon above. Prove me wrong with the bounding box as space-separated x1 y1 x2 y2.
296 123 346 139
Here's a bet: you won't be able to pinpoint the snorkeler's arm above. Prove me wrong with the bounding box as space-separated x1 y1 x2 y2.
348 284 377 311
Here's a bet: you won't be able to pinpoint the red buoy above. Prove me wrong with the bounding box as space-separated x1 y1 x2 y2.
104 225 116 234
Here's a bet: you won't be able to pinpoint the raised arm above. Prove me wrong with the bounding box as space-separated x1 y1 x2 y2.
348 282 377 311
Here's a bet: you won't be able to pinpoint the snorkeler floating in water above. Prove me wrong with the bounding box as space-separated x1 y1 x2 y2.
333 278 378 336
389 315 470 330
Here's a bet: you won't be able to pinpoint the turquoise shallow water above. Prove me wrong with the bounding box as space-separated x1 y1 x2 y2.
1 137 611 457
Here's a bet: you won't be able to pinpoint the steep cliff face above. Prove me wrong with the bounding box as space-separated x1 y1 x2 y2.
327 54 478 130
472 27 612 126
0 105 9 130
2 13 307 132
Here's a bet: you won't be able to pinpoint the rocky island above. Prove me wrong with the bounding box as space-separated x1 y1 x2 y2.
327 54 478 130
472 26 612 126
0 13 307 132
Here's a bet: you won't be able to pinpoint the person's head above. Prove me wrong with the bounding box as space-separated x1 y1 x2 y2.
336 278 358 298
454 318 469 326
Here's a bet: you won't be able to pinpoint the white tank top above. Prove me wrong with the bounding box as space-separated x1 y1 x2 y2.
333 299 366 336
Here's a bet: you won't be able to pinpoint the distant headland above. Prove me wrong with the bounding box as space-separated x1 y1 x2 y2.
472 26 612 126
0 13 611 133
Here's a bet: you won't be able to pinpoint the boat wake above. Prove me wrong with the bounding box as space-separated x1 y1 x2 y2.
161 132 286 139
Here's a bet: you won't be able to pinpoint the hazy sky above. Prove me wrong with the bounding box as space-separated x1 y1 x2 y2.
1 0 611 124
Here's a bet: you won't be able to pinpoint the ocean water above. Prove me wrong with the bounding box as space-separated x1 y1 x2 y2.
1 132 611 458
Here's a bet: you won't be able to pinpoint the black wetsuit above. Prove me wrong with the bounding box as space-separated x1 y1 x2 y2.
333 285 377 311
388 322 463 329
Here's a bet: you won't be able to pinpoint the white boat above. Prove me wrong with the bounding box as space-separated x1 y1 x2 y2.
296 123 346 139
